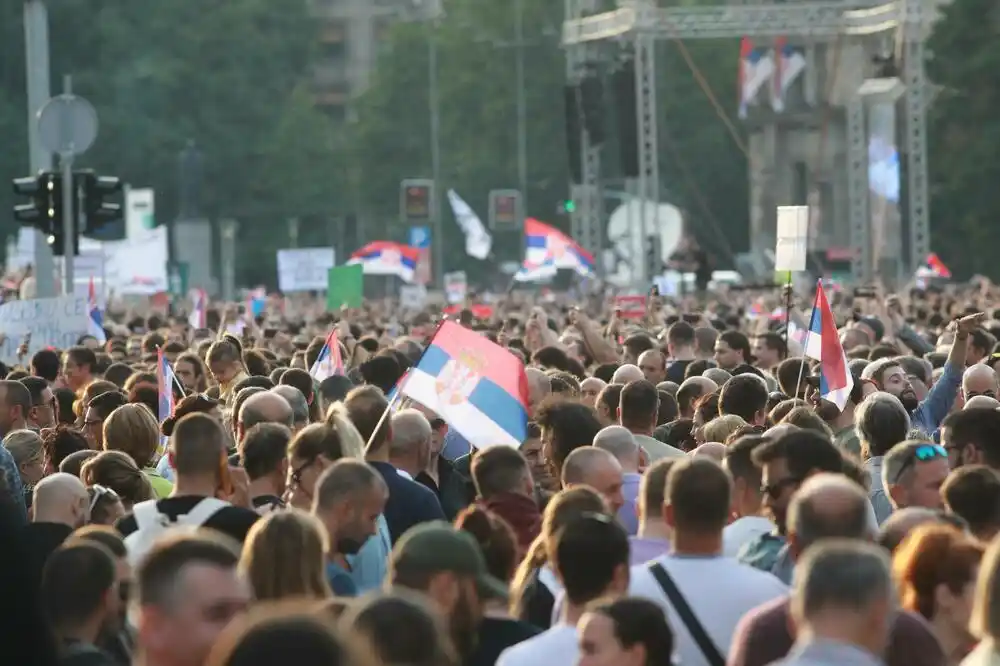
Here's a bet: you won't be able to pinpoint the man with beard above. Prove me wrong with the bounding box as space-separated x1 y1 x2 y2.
388 522 512 666
312 459 388 596
860 311 984 435
40 541 122 666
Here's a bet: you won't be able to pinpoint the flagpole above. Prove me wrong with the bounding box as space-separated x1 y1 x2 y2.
793 281 818 399
783 273 792 350
362 319 446 455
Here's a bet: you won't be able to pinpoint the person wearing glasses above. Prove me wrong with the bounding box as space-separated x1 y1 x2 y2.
882 440 951 513
19 376 56 431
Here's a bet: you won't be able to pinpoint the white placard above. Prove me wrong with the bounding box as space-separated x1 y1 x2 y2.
277 248 336 292
0 296 89 364
104 226 169 295
126 188 155 241
774 206 810 272
400 285 427 310
444 270 467 304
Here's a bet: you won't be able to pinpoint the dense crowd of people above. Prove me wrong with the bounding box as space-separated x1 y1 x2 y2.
6 281 1000 666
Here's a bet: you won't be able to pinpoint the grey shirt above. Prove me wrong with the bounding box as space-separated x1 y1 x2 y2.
774 639 885 666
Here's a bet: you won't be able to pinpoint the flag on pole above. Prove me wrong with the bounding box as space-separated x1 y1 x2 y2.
447 189 493 260
771 37 787 112
188 289 207 329
87 277 106 344
801 280 854 410
309 329 345 382
397 321 529 449
156 347 176 457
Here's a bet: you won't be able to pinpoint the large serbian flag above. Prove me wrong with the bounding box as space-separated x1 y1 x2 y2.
398 321 529 449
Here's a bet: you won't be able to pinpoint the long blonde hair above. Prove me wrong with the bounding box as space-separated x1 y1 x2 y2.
509 486 606 616
325 402 365 460
239 509 332 602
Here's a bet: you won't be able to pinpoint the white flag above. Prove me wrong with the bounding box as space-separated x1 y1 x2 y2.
447 189 492 260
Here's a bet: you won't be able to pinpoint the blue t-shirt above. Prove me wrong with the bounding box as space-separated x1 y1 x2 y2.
326 561 358 597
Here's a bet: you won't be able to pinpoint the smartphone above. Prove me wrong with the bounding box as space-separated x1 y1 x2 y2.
263 328 277 340
853 286 877 298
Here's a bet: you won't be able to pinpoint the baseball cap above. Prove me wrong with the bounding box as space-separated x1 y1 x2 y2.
389 522 508 600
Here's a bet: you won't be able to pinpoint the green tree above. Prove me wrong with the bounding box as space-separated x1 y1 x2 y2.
926 0 1000 278
349 0 747 278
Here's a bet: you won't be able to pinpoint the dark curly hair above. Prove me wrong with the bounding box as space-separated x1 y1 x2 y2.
41 426 89 470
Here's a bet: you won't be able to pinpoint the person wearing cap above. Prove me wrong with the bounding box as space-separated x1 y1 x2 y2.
387 521 516 666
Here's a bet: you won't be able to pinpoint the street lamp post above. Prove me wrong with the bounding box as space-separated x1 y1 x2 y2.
428 16 443 288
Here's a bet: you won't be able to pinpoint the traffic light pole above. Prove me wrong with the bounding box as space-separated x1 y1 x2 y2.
24 0 56 298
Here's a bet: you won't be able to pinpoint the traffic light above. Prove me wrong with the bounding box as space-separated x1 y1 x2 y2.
488 190 521 230
12 172 59 227
558 199 576 215
76 170 123 234
400 179 434 222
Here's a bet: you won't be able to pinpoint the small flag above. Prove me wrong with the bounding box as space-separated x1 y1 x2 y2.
87 277 106 344
188 289 207 329
447 189 493 260
801 280 854 410
309 329 345 382
156 348 176 458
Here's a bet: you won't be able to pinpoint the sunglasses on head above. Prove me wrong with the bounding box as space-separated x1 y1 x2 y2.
892 444 948 484
88 484 120 514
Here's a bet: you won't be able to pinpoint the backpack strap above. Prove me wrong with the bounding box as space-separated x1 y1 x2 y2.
132 500 166 531
178 497 229 528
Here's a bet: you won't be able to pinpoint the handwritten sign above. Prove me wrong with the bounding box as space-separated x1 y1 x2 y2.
0 297 89 364
277 248 336 292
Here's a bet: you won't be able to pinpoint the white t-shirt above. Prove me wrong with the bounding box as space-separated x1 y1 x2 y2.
630 554 788 666
496 623 578 666
722 516 774 557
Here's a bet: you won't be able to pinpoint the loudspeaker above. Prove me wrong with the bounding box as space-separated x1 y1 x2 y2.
579 73 606 145
614 60 639 177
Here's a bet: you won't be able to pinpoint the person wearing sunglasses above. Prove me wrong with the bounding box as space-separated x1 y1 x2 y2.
87 485 126 526
881 441 950 513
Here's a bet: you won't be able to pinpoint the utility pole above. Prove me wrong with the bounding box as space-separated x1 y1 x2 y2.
429 15 443 288
23 0 56 297
514 0 528 214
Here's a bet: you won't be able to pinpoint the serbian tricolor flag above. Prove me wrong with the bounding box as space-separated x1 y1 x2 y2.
917 252 951 278
309 329 345 382
87 277 106 344
524 218 594 277
738 37 773 118
398 321 529 449
801 280 854 410
771 37 787 112
156 347 177 456
348 241 420 282
188 289 207 329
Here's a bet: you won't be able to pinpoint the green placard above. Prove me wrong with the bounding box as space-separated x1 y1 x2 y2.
327 264 364 310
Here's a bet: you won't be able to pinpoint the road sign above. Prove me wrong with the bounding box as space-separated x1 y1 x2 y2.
408 226 431 249
37 93 98 157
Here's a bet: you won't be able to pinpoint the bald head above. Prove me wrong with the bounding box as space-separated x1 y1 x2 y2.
876 506 942 554
963 364 998 399
388 408 432 460
580 377 607 407
788 473 870 558
525 368 551 411
637 350 666 383
657 381 679 396
270 385 309 428
703 368 732 386
689 441 727 463
593 425 639 471
239 391 293 435
32 472 88 526
612 364 644 385
965 395 1000 410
